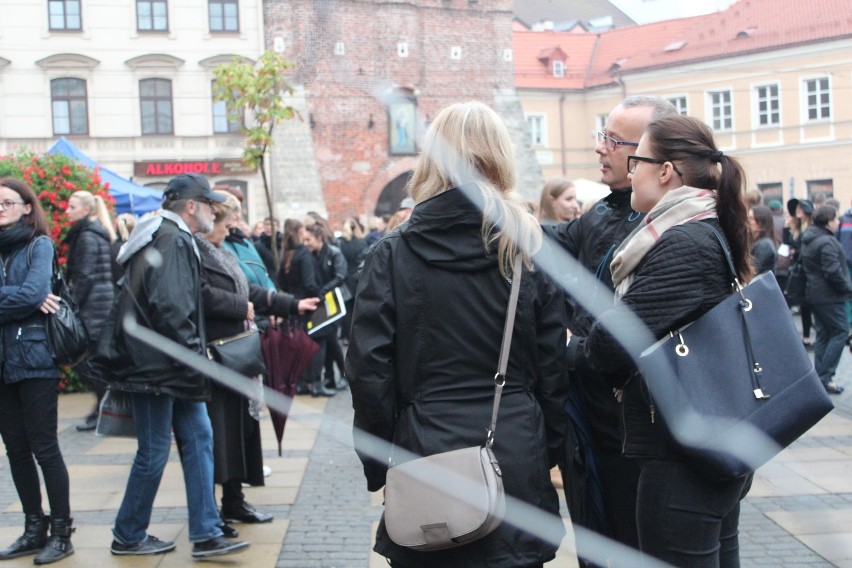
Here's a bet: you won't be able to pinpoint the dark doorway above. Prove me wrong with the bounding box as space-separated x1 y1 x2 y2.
374 171 412 217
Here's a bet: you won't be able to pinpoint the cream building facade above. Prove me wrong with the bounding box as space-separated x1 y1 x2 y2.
0 0 269 218
516 0 852 206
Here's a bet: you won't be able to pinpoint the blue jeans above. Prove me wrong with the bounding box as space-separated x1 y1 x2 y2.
113 392 223 544
811 302 849 385
636 459 751 568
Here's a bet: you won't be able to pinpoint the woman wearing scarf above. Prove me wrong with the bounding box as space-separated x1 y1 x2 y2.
582 115 753 567
63 190 116 431
195 193 317 533
0 178 74 564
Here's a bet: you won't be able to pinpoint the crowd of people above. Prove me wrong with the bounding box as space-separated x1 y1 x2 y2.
0 95 848 567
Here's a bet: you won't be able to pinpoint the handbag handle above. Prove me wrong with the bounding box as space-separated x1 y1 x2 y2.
485 255 523 450
690 222 770 399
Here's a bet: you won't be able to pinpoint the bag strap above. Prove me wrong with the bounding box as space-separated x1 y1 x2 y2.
691 222 770 399
485 255 523 450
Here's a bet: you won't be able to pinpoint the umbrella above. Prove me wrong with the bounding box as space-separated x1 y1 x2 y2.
261 319 319 455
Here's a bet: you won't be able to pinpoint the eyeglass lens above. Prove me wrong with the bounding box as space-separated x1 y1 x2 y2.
0 201 22 210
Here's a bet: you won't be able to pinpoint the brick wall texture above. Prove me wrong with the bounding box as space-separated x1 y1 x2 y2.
264 0 543 225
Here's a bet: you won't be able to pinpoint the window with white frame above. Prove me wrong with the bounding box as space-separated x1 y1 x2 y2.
209 0 239 32
51 78 88 135
666 96 688 116
140 78 173 135
526 114 546 146
48 0 81 30
754 84 780 127
137 0 168 31
212 81 242 134
708 90 732 131
552 60 564 77
804 77 830 121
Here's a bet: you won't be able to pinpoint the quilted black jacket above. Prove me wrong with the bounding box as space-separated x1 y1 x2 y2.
65 218 115 342
585 219 731 459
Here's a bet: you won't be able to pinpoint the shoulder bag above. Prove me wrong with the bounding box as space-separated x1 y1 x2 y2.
383 256 522 551
207 326 266 378
28 239 89 366
638 224 833 480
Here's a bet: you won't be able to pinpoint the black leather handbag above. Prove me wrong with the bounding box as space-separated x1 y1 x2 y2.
784 257 807 303
638 224 833 480
26 239 89 366
207 328 266 377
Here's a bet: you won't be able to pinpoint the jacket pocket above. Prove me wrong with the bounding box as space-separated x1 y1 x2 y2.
17 325 54 370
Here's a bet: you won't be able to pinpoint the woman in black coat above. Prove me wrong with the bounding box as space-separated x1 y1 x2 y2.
63 190 115 431
196 195 318 528
582 115 754 566
277 219 325 395
801 205 852 394
347 102 569 567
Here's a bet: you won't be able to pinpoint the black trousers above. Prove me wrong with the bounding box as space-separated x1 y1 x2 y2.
0 379 70 518
636 459 751 568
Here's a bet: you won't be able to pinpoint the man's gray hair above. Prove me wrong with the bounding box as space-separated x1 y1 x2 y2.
621 95 678 121
162 197 190 214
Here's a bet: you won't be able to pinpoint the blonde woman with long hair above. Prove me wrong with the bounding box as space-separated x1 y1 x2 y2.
347 101 569 567
63 191 116 431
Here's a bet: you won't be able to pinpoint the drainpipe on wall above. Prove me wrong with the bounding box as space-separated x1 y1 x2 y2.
559 94 567 177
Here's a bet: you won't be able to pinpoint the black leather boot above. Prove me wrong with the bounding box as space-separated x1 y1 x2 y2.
33 517 74 565
0 513 48 559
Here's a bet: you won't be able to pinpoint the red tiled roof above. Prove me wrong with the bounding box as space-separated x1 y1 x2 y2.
515 0 852 90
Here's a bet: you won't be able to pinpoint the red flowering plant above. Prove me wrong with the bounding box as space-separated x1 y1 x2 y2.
0 150 114 391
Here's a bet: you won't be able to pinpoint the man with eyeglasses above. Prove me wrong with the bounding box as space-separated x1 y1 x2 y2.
91 174 251 559
545 96 677 555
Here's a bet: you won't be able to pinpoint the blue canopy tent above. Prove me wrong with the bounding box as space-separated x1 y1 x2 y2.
46 137 163 215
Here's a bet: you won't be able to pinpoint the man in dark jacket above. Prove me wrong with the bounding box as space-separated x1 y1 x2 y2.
544 96 677 552
96 174 249 559
802 205 852 394
837 198 852 328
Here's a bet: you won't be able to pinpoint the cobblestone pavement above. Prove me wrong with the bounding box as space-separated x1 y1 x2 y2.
0 334 850 567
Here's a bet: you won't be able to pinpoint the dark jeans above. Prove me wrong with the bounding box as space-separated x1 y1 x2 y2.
0 379 70 518
596 448 640 550
811 302 849 384
324 324 345 384
636 459 750 568
801 302 813 339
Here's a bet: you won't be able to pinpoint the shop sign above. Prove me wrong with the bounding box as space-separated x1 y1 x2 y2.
134 159 256 177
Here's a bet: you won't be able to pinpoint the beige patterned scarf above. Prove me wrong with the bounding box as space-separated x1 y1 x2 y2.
610 185 717 298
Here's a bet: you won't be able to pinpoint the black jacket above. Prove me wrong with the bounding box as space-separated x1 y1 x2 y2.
802 225 852 305
543 188 645 450
337 235 368 294
585 219 731 459
751 236 777 275
65 218 115 341
91 217 209 401
314 242 350 299
277 244 317 299
197 239 299 486
347 187 569 567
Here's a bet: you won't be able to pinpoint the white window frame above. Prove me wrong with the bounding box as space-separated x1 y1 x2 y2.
707 89 733 132
802 76 831 122
666 95 688 116
754 82 781 128
552 60 564 77
526 113 546 147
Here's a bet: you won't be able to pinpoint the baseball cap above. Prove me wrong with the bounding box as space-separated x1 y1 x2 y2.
163 174 226 203
787 198 814 217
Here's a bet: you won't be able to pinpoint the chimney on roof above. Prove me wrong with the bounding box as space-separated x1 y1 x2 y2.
543 20 554 31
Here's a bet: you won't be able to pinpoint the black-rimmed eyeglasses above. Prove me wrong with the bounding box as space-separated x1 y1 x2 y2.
596 131 639 152
0 200 24 210
627 155 683 176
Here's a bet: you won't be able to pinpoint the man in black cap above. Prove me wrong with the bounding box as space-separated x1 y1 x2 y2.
94 174 250 559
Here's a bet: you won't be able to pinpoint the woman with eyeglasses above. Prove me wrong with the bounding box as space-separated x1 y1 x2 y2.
581 115 753 567
0 178 75 564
